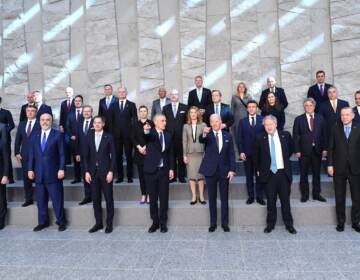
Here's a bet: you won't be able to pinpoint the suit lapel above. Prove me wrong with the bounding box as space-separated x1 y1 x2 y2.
279 131 288 159
263 134 271 161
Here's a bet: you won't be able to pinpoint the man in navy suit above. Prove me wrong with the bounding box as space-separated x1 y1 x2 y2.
307 70 332 112
259 77 288 110
353 90 360 123
19 91 36 123
254 115 296 234
203 90 234 130
237 101 265 205
199 114 236 232
14 105 40 207
28 113 66 232
0 123 9 230
83 116 116 234
109 87 137 183
319 86 349 136
66 95 84 184
34 91 52 120
76 105 94 205
293 98 328 203
187 75 212 114
98 84 118 132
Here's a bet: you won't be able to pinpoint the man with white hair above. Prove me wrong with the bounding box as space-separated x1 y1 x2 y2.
34 91 52 120
162 89 188 183
259 77 288 110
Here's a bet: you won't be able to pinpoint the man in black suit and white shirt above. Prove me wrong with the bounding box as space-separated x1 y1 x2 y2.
187 75 212 114
259 77 288 110
307 70 332 113
151 87 171 120
98 84 118 132
162 89 188 183
19 91 36 123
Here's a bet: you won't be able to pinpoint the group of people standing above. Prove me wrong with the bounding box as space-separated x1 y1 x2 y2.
0 70 359 235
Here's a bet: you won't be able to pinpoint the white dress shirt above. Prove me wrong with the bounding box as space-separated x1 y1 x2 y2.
191 124 197 141
95 131 103 151
119 99 127 109
172 102 179 116
249 115 256 126
159 98 167 110
268 130 284 169
357 106 360 116
213 129 223 153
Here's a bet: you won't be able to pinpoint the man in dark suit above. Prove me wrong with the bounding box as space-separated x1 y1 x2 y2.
0 123 9 230
254 115 296 234
199 114 236 232
259 77 288 110
28 113 66 232
319 86 349 136
293 98 328 203
0 97 15 183
109 86 137 183
328 107 360 233
19 91 36 123
76 105 94 205
187 75 212 114
98 84 118 132
237 100 265 205
162 89 187 183
83 116 116 234
14 105 40 207
151 87 171 120
353 90 360 123
34 91 52 120
203 90 234 130
143 114 174 233
307 70 332 112
66 95 84 184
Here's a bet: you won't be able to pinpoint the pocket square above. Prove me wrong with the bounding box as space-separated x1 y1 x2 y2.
225 140 229 142
180 111 185 113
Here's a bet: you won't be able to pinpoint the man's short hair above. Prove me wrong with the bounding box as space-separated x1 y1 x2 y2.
139 105 148 111
303 97 316 107
74 94 83 102
104 84 112 89
247 100 258 107
316 70 325 76
26 104 38 111
153 113 166 122
93 115 105 123
211 90 222 97
262 115 278 125
82 105 93 112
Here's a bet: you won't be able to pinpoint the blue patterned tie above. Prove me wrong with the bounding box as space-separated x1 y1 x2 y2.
270 135 277 173
41 132 47 152
345 126 350 139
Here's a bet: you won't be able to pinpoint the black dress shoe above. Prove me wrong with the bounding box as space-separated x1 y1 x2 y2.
78 198 92 205
199 199 206 205
352 224 360 232
313 195 327 202
190 199 197 205
264 226 274 233
246 197 254 205
336 224 344 232
285 226 297 234
160 225 168 233
128 178 133 183
148 224 159 233
0 224 5 230
88 224 104 233
222 225 230 232
71 179 81 184
208 225 217 232
22 200 34 207
33 223 50 232
9 179 15 184
58 225 67 232
300 196 308 203
169 178 177 183
115 178 123 183
179 178 186 183
256 198 266 205
105 225 113 234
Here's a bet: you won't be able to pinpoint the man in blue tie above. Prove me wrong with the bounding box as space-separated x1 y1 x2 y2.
254 115 296 234
28 113 67 232
328 107 360 233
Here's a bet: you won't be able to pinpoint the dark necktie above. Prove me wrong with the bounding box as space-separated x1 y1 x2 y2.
215 132 219 152
320 84 324 96
84 120 89 134
310 115 314 131
120 101 124 111
251 117 255 127
67 100 70 111
26 121 32 137
76 109 80 121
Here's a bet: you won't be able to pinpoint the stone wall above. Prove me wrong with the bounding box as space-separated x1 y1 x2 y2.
1 0 359 132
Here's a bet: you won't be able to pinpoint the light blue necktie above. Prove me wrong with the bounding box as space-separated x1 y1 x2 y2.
172 105 177 117
345 126 351 139
270 135 277 173
215 105 219 115
41 132 47 152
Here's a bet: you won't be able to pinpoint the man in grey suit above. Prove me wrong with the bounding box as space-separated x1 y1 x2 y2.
151 87 171 120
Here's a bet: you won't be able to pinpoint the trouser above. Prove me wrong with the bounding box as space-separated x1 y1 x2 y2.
115 136 133 180
145 168 169 225
265 170 293 228
81 162 91 200
137 164 147 195
299 149 322 198
90 171 114 227
36 182 66 226
173 138 185 180
0 184 7 226
244 155 264 199
21 160 33 202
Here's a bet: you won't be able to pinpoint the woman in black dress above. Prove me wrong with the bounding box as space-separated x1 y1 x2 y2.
261 92 285 130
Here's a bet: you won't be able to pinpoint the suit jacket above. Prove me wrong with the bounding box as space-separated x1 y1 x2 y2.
328 122 360 176
0 123 9 177
143 129 174 173
59 99 75 130
98 96 118 131
236 115 264 157
0 108 15 140
318 99 349 134
19 103 36 123
66 110 84 152
132 119 154 165
182 123 206 155
254 130 293 183
293 113 327 155
151 98 171 120
307 83 332 112
14 120 41 163
353 106 360 123
36 104 53 120
259 87 288 110
109 99 137 138
28 129 65 184
162 103 188 140
203 103 234 130
199 130 236 178
76 118 94 156
82 130 116 177
187 88 212 110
